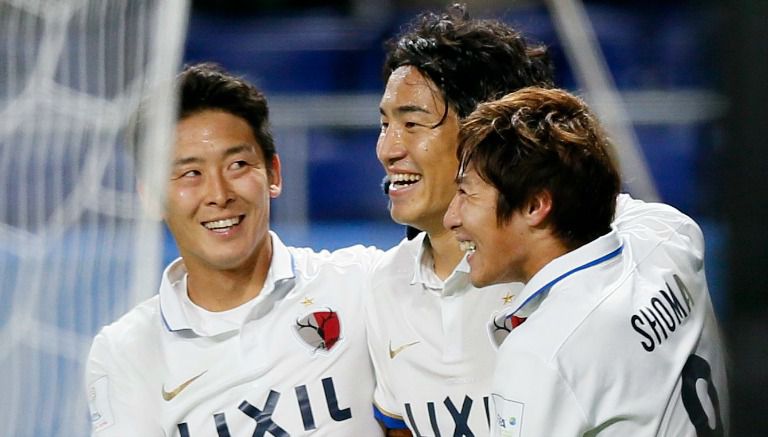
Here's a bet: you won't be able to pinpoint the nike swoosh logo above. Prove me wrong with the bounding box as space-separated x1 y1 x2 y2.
388 340 420 359
161 370 207 401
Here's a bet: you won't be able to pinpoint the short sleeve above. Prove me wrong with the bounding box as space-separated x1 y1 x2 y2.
85 330 160 436
490 350 588 436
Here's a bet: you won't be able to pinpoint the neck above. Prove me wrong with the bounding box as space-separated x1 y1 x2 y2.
521 234 571 284
427 226 465 281
184 241 273 312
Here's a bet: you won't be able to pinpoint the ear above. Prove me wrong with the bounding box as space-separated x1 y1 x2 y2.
523 190 553 227
137 181 164 220
268 154 282 198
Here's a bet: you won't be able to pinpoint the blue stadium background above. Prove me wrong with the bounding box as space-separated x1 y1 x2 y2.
174 1 728 308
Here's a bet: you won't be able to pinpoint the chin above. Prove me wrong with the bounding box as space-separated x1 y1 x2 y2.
469 274 490 288
470 270 505 288
389 209 416 227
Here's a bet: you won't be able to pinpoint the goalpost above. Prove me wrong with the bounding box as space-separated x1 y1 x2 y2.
0 0 188 434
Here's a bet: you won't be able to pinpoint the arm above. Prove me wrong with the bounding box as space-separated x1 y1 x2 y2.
491 351 588 436
85 331 160 436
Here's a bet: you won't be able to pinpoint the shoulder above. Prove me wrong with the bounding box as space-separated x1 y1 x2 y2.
371 236 419 276
89 295 161 359
614 194 704 256
288 244 384 277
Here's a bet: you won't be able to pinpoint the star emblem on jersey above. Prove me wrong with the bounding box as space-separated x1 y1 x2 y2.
300 297 314 306
294 308 341 352
161 370 207 401
388 340 420 359
502 293 515 304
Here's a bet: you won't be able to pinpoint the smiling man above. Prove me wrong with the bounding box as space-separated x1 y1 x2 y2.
444 87 728 436
363 4 555 436
85 63 383 436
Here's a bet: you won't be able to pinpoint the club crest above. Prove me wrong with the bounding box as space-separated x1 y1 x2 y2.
489 313 526 348
294 308 342 353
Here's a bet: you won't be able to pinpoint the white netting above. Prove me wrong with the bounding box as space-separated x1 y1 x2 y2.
0 0 188 434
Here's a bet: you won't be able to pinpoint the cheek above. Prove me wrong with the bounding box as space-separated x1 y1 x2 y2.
375 138 385 161
165 185 197 213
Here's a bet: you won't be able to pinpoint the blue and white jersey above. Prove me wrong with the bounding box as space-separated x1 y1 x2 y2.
365 232 521 436
490 197 728 436
86 232 383 436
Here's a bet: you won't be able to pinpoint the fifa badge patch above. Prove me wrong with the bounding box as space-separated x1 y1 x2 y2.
491 393 524 437
294 307 342 353
88 376 115 431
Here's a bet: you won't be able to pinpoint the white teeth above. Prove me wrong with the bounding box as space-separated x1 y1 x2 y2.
389 173 422 183
204 216 241 230
388 173 422 191
459 241 476 253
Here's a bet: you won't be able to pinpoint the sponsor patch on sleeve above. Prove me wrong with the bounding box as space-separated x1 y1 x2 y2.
88 376 115 432
491 393 524 437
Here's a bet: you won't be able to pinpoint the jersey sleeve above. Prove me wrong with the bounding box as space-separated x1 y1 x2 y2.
363 267 407 430
371 371 408 430
365 308 408 430
85 330 161 436
491 351 588 436
613 193 704 257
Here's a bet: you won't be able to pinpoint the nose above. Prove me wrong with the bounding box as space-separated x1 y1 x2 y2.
376 125 406 167
443 193 461 231
205 171 234 207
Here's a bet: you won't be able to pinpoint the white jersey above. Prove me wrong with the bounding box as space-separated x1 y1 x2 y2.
490 198 728 436
86 232 384 436
365 232 522 435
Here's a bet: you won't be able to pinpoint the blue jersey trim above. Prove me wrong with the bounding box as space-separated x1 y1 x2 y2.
514 245 624 315
373 405 408 429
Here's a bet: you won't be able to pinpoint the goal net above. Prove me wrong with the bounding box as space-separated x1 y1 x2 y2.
0 0 188 434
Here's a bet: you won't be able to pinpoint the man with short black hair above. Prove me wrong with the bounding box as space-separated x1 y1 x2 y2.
85 63 384 436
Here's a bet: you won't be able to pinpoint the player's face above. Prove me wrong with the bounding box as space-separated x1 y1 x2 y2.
377 65 460 235
443 165 528 287
164 110 281 273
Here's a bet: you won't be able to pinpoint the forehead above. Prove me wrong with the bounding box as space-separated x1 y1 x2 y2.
174 110 261 157
380 65 445 113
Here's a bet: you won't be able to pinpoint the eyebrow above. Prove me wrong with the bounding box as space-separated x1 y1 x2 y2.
172 144 256 167
379 104 432 117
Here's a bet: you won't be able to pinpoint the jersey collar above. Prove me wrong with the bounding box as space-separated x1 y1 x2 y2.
507 229 623 319
411 232 472 296
159 231 296 335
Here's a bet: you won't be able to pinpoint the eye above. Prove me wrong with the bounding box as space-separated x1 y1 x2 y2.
404 121 417 129
179 169 200 178
230 160 249 170
379 121 389 133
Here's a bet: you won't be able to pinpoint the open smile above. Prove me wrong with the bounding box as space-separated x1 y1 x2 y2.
388 173 422 192
202 215 244 233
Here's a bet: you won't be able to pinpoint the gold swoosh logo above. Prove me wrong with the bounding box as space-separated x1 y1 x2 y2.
388 340 420 359
161 370 207 401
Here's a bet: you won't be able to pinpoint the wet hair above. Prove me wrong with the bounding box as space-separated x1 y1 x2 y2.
458 87 620 249
384 4 555 239
383 3 554 123
177 62 276 166
129 62 275 173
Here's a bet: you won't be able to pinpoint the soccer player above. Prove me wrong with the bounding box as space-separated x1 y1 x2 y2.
365 4 554 435
444 87 728 435
85 63 383 436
